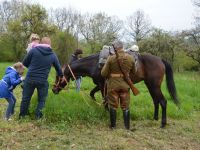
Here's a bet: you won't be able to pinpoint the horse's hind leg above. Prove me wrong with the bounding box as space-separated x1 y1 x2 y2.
145 82 159 120
153 100 159 120
145 82 167 127
152 90 167 127
160 95 167 128
90 86 100 100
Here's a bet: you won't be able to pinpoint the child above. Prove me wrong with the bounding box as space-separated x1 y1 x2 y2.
26 33 40 53
26 33 51 53
0 62 25 120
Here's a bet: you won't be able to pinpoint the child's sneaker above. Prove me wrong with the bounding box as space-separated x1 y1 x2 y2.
4 117 12 121
7 118 12 121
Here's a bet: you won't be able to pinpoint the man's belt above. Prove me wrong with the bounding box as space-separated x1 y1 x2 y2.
110 73 124 78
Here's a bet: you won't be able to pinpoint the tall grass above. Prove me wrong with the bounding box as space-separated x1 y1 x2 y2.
0 62 199 125
30 72 200 125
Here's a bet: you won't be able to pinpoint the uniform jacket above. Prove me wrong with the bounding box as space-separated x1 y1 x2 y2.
101 50 135 91
0 67 22 99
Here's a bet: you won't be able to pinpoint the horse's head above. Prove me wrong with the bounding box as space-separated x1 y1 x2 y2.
52 75 68 94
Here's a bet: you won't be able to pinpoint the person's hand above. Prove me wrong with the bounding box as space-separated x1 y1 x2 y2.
20 76 25 81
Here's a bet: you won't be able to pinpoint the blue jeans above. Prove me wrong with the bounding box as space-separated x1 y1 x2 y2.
19 80 49 119
5 94 16 119
76 77 82 92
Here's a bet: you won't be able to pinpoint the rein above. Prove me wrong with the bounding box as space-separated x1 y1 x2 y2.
54 76 68 90
67 64 79 88
54 64 102 107
67 64 102 106
67 64 77 81
54 64 77 90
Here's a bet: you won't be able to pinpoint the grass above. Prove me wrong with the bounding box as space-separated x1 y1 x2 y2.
0 62 200 149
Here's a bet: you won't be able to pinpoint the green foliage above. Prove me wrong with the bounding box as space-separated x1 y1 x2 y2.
20 4 56 37
0 61 199 128
22 69 199 124
0 1 199 71
51 31 77 64
79 12 122 53
0 2 57 61
139 29 176 63
0 62 200 149
138 28 199 71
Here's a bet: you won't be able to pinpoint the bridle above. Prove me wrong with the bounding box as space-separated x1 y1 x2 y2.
54 64 77 91
54 76 68 90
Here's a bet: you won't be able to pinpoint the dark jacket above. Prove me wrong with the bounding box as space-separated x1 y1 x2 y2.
69 54 78 64
23 46 63 83
69 54 82 79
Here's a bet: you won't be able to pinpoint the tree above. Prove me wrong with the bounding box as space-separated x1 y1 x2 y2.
49 7 79 35
126 10 151 43
78 12 122 53
138 29 183 66
51 30 77 64
20 4 56 38
0 0 24 33
182 29 200 65
0 2 56 61
180 0 200 66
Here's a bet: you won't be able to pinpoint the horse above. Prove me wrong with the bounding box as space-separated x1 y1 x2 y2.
52 52 179 128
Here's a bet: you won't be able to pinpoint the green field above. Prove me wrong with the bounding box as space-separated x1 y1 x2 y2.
0 62 200 150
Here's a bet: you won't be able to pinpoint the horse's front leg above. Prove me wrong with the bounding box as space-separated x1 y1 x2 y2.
90 85 100 100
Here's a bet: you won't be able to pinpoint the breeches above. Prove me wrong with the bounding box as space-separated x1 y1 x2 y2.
107 88 130 110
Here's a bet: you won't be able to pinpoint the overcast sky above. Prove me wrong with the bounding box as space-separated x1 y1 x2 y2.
32 0 195 31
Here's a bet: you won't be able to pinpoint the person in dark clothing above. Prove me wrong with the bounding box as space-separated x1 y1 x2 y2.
69 48 83 63
69 49 83 92
19 37 63 119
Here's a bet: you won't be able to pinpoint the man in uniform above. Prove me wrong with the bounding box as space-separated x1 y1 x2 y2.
101 40 135 130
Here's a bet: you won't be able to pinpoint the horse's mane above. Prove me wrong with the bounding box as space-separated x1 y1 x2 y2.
71 53 100 64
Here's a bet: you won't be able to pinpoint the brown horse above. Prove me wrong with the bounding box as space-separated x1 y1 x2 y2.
52 53 179 128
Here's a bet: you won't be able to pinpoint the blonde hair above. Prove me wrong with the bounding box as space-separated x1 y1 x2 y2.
13 62 24 70
41 37 51 45
29 33 40 42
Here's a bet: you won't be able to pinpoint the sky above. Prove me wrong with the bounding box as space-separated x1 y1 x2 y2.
32 0 196 31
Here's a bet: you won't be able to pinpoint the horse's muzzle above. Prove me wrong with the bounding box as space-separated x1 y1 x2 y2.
52 88 59 94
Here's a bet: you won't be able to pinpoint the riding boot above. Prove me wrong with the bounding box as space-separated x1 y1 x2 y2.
109 108 116 129
123 109 130 130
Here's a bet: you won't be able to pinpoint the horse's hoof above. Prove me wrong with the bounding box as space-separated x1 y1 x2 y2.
104 104 109 111
90 96 96 101
160 124 166 128
154 117 159 121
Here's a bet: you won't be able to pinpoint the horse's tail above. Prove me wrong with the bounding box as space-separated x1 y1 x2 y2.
162 59 179 106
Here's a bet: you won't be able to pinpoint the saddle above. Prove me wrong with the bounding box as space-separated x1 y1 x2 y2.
99 45 114 67
126 49 140 72
99 46 140 72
